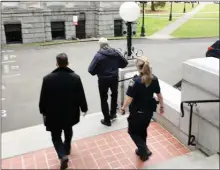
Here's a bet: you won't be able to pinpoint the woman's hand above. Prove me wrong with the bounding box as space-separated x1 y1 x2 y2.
121 96 133 115
160 106 164 114
121 107 126 115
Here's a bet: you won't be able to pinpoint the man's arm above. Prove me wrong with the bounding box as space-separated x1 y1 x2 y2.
77 77 88 113
39 78 46 115
117 50 128 68
88 54 99 75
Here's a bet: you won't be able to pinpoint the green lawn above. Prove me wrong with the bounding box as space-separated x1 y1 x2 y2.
200 3 219 12
194 12 219 18
172 19 219 38
144 2 198 15
162 2 198 14
136 2 199 37
194 4 219 18
136 17 172 36
172 3 219 38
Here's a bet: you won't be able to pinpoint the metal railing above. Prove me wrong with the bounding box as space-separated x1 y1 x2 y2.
173 80 182 90
180 99 220 146
118 76 135 82
117 47 143 60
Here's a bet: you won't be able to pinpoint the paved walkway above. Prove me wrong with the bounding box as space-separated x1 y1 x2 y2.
149 3 207 39
2 122 190 169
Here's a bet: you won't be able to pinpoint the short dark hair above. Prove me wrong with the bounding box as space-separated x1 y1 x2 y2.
56 53 68 67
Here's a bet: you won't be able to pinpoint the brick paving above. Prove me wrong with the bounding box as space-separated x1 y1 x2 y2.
1 122 190 169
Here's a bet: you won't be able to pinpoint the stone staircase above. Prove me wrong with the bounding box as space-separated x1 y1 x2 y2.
147 150 219 169
121 57 219 169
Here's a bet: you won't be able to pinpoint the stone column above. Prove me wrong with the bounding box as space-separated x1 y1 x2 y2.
85 11 95 38
22 12 45 44
1 23 6 45
65 14 76 40
95 2 122 38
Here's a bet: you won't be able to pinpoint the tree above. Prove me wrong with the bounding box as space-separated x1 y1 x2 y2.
139 1 148 8
151 1 166 11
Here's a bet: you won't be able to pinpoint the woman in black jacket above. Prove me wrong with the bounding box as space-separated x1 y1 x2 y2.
121 56 164 161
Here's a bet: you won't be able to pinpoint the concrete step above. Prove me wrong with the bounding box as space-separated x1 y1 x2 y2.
2 112 128 159
147 150 206 169
189 154 219 169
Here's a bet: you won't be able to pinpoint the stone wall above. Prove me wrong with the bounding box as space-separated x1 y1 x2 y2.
43 9 79 41
95 2 124 38
85 11 96 38
1 2 137 44
180 57 219 155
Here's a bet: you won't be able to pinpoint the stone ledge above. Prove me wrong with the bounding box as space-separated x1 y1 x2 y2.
182 57 219 97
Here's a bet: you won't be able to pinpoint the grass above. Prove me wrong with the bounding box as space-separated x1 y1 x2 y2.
172 4 219 38
143 2 198 17
162 2 198 14
172 19 219 38
200 3 220 12
194 4 219 18
135 2 199 36
136 17 173 36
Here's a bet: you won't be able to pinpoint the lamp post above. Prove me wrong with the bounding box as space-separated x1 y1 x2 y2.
140 2 147 37
183 2 186 13
169 1 173 21
119 2 140 58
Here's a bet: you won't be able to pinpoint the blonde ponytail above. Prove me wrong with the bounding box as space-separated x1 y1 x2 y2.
136 56 152 85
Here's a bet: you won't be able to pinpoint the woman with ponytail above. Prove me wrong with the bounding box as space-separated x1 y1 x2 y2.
121 56 164 162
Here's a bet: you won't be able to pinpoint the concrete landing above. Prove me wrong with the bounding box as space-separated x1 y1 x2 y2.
146 150 219 169
2 112 128 159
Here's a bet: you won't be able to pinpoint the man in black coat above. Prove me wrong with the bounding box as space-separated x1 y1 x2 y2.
88 37 128 127
39 53 88 170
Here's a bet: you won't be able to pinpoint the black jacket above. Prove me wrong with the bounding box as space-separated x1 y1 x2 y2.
39 67 88 131
88 47 128 79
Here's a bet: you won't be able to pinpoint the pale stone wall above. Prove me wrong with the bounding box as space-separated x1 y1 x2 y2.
1 2 136 44
180 57 219 154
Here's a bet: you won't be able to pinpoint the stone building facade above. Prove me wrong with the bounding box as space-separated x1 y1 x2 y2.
1 2 136 44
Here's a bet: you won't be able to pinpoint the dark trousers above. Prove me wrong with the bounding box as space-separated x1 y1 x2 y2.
98 78 118 122
51 127 73 159
128 112 152 156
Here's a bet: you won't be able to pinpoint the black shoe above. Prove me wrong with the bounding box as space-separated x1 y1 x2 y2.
135 149 140 156
140 155 149 162
135 149 152 161
146 148 152 157
136 148 152 157
60 156 69 170
110 114 117 120
101 119 111 126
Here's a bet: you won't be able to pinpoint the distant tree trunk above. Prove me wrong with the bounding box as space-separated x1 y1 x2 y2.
151 1 155 11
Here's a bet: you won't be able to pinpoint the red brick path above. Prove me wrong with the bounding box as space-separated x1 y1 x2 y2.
2 122 190 169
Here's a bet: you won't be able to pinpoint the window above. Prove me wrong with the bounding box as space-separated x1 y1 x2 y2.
114 20 123 37
4 23 22 44
51 21 65 40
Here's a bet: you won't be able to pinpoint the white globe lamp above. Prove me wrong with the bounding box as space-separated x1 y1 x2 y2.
119 2 140 22
119 2 140 59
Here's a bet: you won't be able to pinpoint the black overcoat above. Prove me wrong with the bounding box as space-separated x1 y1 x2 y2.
39 67 88 131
